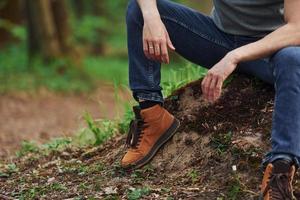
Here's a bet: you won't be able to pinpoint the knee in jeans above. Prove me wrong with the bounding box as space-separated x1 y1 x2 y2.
126 0 143 25
272 47 300 84
272 46 300 67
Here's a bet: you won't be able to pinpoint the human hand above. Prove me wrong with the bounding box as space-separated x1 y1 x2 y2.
201 53 239 102
143 17 175 64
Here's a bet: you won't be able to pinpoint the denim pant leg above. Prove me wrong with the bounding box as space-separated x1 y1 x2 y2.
233 43 300 165
266 47 300 165
126 0 235 103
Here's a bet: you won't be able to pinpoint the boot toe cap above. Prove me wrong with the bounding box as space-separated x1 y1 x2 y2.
121 151 143 168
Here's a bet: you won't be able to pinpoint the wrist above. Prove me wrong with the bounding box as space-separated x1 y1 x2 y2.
142 10 160 22
227 50 242 65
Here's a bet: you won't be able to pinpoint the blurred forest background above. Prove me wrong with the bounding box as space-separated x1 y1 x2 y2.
0 0 212 157
0 0 212 93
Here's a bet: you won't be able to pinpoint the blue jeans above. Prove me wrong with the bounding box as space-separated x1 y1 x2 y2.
126 0 300 165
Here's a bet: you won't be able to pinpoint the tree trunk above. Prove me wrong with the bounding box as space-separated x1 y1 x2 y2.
72 0 86 18
51 0 72 55
0 0 22 47
26 0 61 60
91 1 106 54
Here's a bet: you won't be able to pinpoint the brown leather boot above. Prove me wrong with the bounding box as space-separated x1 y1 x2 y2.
260 159 296 200
121 105 180 169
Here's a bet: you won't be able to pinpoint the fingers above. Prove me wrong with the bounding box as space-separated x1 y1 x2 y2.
148 41 155 60
143 39 150 59
202 74 212 101
202 72 223 103
143 32 175 64
166 32 175 51
208 76 217 102
145 40 168 64
161 42 169 64
214 77 223 101
154 43 161 60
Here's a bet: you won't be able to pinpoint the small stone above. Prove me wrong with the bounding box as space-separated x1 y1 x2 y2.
61 151 71 159
103 186 118 195
47 177 55 183
58 168 63 174
232 165 237 172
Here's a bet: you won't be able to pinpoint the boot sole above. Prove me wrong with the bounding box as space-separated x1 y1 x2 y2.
124 118 180 169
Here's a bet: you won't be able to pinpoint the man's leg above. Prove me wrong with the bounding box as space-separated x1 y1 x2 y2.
258 47 300 200
269 47 300 162
124 0 235 168
126 0 235 103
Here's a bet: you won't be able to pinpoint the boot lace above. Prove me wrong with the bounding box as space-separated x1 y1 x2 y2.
126 119 146 149
263 173 293 200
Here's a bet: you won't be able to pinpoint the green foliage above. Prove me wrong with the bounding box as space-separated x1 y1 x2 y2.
83 112 118 145
20 187 40 199
223 74 236 88
6 163 19 174
10 25 27 41
131 169 145 183
73 15 107 44
16 141 39 157
0 45 94 93
127 187 151 200
0 163 19 178
227 176 242 200
84 56 129 85
49 182 67 191
78 182 90 190
161 63 207 97
0 18 26 41
187 169 199 184
42 137 72 151
118 103 134 134
19 182 67 199
14 138 72 158
211 132 233 154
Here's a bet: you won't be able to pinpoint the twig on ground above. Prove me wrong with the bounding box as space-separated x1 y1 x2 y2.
0 194 15 200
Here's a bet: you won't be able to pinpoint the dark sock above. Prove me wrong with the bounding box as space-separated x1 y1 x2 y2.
139 101 161 110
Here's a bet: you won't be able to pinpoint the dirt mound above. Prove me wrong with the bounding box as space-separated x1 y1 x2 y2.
0 76 299 199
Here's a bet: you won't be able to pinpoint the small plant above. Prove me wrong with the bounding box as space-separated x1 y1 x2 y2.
127 187 151 200
103 196 118 200
162 63 207 97
0 163 19 178
131 169 145 183
16 140 39 157
42 137 72 151
223 74 236 87
142 164 155 174
227 177 241 200
211 132 233 154
49 182 67 192
83 112 118 145
187 169 199 184
26 188 39 199
6 163 19 174
89 162 105 173
78 164 89 175
118 103 134 134
78 182 90 190
19 186 45 199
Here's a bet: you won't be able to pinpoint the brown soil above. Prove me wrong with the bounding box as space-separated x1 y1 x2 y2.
0 84 130 159
0 76 299 199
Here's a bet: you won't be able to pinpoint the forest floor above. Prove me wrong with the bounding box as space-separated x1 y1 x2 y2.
0 76 300 200
0 83 130 159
